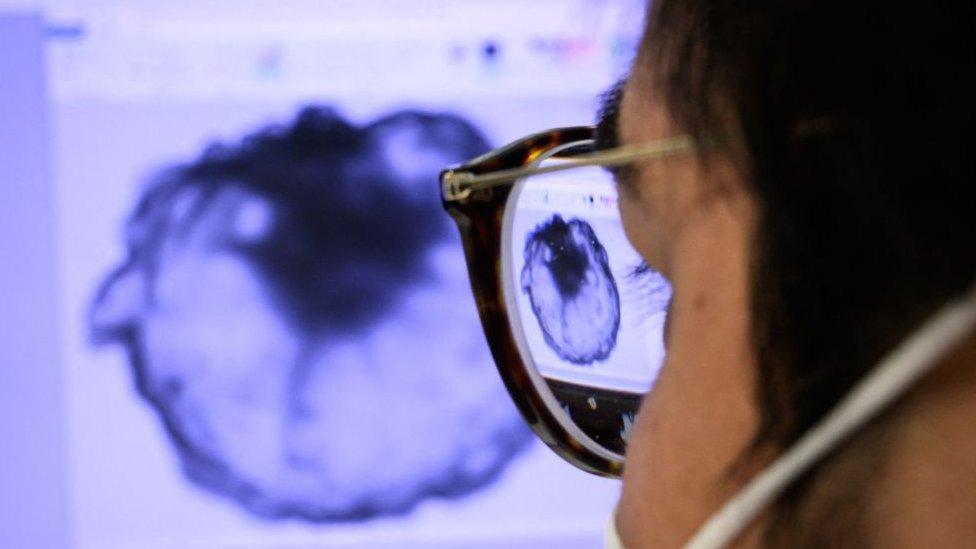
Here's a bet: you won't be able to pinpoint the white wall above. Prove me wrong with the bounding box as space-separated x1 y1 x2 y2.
0 10 70 549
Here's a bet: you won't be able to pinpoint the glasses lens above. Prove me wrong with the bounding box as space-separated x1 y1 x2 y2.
500 145 671 461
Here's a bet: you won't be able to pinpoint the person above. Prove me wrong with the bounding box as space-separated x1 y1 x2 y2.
603 1 976 546
89 107 530 521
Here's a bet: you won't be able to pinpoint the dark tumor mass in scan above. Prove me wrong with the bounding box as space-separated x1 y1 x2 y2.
520 214 621 365
541 216 590 298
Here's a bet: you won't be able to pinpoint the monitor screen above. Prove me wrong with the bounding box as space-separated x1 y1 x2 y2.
507 171 669 394
8 1 647 546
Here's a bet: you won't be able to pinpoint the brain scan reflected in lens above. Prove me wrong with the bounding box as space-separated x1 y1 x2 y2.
89 107 531 521
520 215 621 365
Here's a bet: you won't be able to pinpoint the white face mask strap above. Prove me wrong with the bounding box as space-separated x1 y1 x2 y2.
685 283 976 549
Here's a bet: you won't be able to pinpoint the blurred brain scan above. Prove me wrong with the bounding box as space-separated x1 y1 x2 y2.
89 107 531 521
521 215 621 364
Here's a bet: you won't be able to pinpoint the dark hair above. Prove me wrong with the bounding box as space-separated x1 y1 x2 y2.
641 0 976 542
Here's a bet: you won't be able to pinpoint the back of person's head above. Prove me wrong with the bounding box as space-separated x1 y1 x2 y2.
639 0 976 542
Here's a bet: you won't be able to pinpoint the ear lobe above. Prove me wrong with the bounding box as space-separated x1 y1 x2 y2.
90 263 147 341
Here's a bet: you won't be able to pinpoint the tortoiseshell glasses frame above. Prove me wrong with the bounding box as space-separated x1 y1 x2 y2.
440 125 695 477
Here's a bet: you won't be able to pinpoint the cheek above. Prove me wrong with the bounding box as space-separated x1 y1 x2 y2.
616 350 761 546
615 217 763 544
619 189 669 274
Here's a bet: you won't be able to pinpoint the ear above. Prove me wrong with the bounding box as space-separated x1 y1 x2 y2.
89 263 147 341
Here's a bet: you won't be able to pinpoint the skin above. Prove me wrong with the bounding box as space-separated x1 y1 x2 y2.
613 44 976 548
613 51 764 547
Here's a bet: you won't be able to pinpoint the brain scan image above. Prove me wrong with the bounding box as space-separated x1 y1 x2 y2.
89 107 531 521
520 215 621 365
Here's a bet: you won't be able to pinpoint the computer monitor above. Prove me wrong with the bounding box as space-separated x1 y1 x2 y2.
3 1 645 546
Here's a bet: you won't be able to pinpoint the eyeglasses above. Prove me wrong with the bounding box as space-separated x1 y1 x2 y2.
440 126 695 477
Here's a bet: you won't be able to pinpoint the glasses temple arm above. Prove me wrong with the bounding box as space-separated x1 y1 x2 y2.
442 135 695 202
